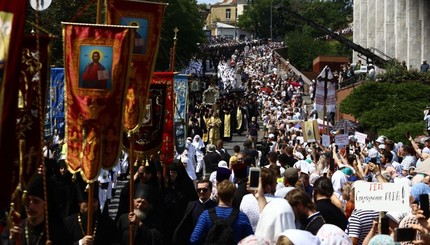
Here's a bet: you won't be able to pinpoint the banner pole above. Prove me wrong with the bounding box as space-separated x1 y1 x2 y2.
87 182 94 236
129 133 135 245
96 0 103 24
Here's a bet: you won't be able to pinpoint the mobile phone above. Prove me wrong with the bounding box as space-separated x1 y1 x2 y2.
406 131 411 139
346 146 350 155
249 167 260 190
329 158 335 172
394 228 416 242
381 216 389 235
420 194 430 219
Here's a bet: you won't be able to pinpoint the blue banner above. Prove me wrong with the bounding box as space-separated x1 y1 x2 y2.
45 68 65 139
174 74 188 154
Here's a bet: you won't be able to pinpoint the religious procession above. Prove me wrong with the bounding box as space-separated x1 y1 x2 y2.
2 0 430 245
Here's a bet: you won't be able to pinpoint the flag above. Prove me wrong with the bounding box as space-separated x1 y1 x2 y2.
107 0 167 133
45 68 65 140
174 74 188 154
0 0 27 209
63 23 134 182
124 72 174 164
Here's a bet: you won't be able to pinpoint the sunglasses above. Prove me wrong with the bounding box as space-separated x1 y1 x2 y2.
197 188 209 193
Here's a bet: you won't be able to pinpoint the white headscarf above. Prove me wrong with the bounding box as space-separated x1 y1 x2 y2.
192 135 205 150
255 198 296 243
276 229 321 245
316 224 352 245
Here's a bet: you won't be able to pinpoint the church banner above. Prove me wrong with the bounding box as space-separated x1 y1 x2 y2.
49 68 65 130
107 0 167 133
315 66 336 113
63 23 135 182
124 72 174 164
0 0 27 209
174 74 188 154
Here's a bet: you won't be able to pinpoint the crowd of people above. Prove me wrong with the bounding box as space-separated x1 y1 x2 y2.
3 39 430 245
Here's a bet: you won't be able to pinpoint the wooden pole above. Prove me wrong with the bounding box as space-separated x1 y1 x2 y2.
170 27 179 72
129 133 135 245
86 182 94 236
96 0 103 24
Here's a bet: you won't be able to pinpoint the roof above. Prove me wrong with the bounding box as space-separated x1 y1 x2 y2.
215 22 236 29
213 0 236 6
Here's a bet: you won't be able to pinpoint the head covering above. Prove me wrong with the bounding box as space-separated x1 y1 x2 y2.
252 116 256 121
192 135 205 150
341 167 354 176
216 167 231 182
268 134 275 139
134 185 154 204
310 173 320 187
376 136 386 144
218 160 228 168
276 229 321 245
294 152 304 160
368 234 395 245
317 224 352 245
207 144 216 152
410 183 430 202
238 235 271 245
26 174 45 200
385 212 407 224
255 199 296 243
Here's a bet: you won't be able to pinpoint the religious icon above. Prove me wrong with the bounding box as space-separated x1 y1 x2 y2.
120 17 148 55
0 11 13 86
79 45 113 89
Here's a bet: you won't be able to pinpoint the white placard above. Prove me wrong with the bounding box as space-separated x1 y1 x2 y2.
322 134 330 147
355 132 367 145
354 182 410 212
335 134 349 146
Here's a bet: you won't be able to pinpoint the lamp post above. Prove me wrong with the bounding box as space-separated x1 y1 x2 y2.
270 0 273 40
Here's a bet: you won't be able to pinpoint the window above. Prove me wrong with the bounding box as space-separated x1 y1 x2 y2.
226 9 231 20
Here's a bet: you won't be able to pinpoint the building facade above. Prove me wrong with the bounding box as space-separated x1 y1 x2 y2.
353 0 430 70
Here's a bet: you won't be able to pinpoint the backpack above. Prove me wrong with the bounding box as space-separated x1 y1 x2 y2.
204 207 239 245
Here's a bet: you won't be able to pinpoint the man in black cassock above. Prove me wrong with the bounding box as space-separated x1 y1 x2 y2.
64 177 119 245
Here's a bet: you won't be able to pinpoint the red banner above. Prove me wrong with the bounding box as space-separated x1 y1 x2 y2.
107 0 167 133
0 0 27 209
63 23 134 182
124 72 174 164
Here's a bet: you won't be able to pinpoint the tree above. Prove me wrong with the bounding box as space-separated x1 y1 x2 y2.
339 81 430 140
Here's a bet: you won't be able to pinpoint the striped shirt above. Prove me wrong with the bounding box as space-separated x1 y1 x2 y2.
346 209 379 245
190 206 254 245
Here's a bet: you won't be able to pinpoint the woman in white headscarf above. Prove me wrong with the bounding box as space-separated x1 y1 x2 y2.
192 135 205 177
181 139 197 183
276 229 321 245
316 224 352 245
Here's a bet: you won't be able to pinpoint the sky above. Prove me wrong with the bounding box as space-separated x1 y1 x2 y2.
197 0 220 4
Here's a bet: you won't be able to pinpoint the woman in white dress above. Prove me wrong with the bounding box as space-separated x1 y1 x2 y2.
181 139 197 184
192 135 205 178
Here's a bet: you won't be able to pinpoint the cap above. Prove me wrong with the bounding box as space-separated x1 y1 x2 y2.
207 144 216 152
376 136 386 144
268 134 275 139
134 185 154 204
26 174 45 200
218 160 228 168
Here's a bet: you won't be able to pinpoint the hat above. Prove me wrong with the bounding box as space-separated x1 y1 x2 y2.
252 116 256 121
207 144 216 152
341 167 354 176
218 160 228 168
378 144 385 150
294 152 304 160
309 173 320 187
232 163 247 179
385 212 406 224
134 185 153 204
283 167 299 179
376 136 386 144
26 174 45 200
268 134 275 139
216 167 232 182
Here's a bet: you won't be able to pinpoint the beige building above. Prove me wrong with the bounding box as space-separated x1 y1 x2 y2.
204 0 251 40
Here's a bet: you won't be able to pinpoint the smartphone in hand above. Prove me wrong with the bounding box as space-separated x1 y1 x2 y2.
249 167 260 191
420 194 430 219
394 228 416 242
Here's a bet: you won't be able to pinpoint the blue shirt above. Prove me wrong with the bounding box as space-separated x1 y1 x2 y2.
190 206 254 245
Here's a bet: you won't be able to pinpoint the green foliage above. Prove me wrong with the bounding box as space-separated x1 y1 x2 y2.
379 122 426 144
377 60 430 84
24 0 205 70
339 82 430 135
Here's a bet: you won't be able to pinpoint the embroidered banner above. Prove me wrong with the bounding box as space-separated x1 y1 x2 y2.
315 66 336 113
63 23 135 182
174 74 188 154
45 68 65 140
0 0 27 209
107 0 167 133
124 72 174 163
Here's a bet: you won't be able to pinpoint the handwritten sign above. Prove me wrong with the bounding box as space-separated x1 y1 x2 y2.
335 134 349 146
354 182 410 212
322 134 331 147
355 132 367 145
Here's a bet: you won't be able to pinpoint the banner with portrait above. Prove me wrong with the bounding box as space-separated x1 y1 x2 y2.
124 72 174 164
63 23 135 182
0 0 27 209
12 35 51 195
174 74 188 154
107 0 167 133
301 120 320 143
